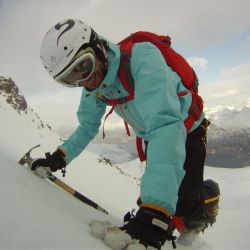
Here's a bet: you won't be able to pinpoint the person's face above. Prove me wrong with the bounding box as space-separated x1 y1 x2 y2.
78 58 105 90
56 49 105 89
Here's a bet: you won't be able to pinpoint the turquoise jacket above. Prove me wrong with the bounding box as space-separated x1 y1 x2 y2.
59 39 204 214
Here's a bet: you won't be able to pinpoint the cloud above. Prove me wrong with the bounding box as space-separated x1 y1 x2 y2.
0 0 249 96
27 89 82 129
187 56 208 71
200 63 250 108
220 62 250 80
28 88 123 131
1 0 250 130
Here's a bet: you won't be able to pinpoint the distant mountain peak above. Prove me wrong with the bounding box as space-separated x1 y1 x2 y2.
0 74 55 134
0 75 27 114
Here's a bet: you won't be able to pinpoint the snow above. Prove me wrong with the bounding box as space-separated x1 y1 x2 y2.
1 85 250 249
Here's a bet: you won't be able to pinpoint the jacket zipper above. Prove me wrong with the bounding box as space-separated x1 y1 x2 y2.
110 91 143 131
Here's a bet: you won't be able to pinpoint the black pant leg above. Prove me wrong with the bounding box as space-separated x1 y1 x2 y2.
175 118 210 217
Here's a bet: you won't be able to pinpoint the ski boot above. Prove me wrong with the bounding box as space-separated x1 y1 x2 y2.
177 179 220 245
90 205 181 250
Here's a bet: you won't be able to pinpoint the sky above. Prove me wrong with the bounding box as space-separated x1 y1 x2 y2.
0 0 250 131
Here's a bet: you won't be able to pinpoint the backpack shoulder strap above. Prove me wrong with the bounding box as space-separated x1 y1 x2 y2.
98 42 135 106
118 42 135 98
117 31 170 96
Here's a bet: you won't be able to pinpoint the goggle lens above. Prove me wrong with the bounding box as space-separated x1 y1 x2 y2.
55 49 96 87
75 57 93 74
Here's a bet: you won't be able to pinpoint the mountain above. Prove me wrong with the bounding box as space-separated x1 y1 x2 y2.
0 75 54 137
205 105 250 168
205 105 250 129
0 75 250 249
0 75 27 113
89 113 250 168
206 123 250 168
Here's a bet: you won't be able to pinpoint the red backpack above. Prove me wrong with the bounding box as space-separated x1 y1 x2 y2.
102 31 203 161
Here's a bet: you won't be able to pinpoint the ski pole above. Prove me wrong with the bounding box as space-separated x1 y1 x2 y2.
19 145 109 214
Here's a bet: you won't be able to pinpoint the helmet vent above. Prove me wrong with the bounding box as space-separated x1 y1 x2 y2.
66 49 74 57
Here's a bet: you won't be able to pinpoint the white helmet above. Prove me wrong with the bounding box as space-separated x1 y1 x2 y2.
40 19 107 85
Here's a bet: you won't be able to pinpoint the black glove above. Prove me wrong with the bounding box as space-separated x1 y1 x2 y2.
122 207 176 249
31 150 66 176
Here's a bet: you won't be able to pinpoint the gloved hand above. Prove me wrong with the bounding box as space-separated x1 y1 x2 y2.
31 150 66 179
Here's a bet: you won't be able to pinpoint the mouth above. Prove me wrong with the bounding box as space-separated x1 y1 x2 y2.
80 74 99 89
80 67 104 90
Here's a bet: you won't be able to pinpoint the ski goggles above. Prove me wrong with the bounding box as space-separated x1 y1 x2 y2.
54 48 96 87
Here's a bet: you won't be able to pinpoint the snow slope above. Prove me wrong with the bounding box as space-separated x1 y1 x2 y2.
1 77 250 249
2 148 250 249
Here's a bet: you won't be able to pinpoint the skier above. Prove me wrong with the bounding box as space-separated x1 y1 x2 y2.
32 19 220 249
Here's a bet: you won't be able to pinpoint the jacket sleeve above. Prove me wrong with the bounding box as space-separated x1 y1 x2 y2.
131 43 187 214
58 90 106 164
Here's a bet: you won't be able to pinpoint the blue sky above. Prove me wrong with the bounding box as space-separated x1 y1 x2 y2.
0 0 249 129
205 34 249 80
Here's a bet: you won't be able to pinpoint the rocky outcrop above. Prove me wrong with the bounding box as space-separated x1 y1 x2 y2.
0 75 27 114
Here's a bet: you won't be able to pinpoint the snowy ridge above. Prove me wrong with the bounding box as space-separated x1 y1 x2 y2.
205 104 250 129
1 76 250 249
0 75 53 137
